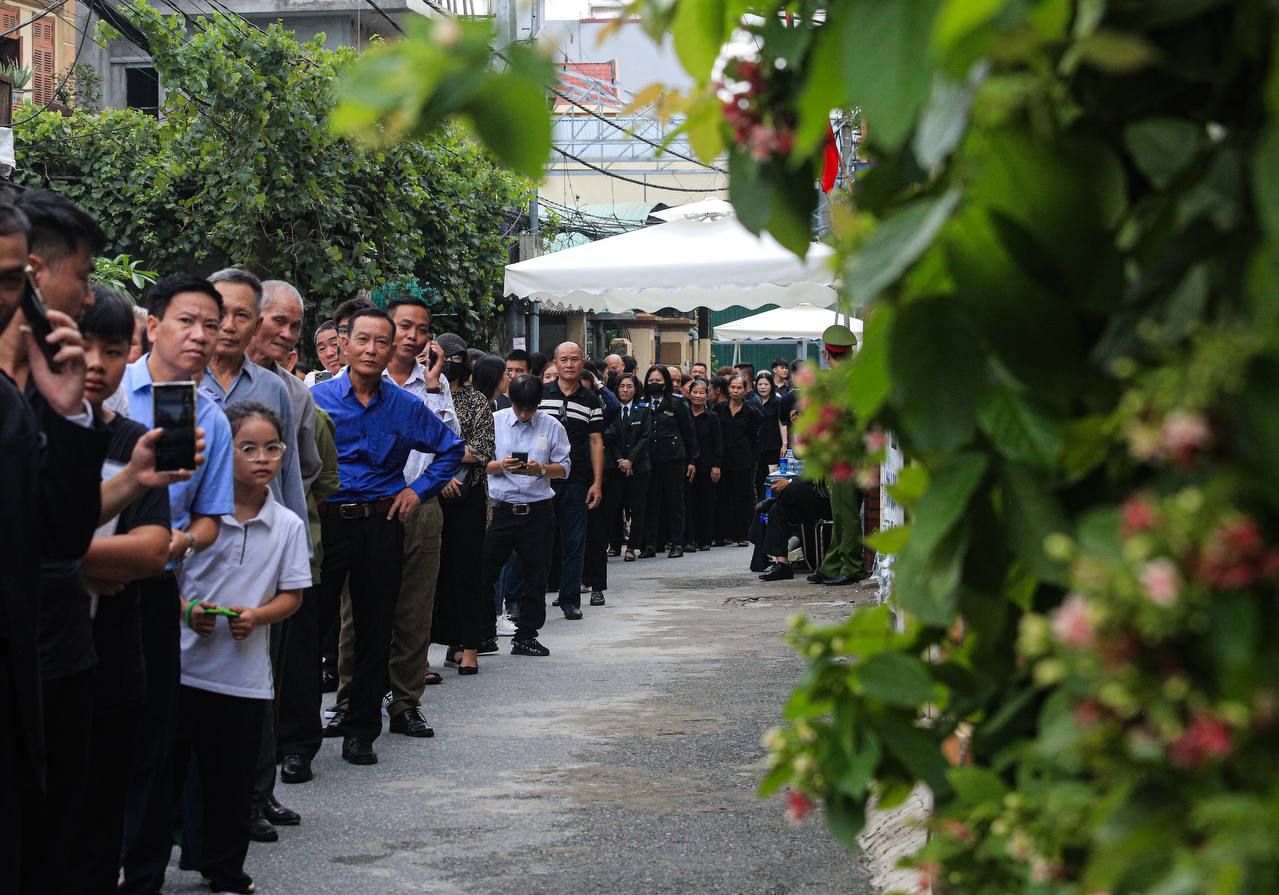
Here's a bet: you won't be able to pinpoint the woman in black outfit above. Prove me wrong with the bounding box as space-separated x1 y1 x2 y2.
431 348 499 674
753 370 785 500
684 377 722 552
604 372 653 561
640 364 697 559
715 374 763 546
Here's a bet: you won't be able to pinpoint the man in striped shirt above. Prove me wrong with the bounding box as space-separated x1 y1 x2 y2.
540 341 605 620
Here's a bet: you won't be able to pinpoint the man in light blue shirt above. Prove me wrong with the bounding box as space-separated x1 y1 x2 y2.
204 269 308 540
481 374 571 657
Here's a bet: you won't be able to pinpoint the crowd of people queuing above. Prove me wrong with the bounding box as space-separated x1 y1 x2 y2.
0 189 867 895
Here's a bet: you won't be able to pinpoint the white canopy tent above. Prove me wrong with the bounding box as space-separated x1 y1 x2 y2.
713 303 862 342
504 203 836 313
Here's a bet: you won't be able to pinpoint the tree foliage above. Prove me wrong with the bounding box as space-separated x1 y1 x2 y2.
334 1 1279 891
13 2 527 333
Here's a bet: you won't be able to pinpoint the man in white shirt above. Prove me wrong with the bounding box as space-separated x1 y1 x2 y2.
330 297 458 740
482 375 570 657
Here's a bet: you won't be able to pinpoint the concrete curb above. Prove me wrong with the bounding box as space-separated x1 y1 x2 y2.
857 785 931 893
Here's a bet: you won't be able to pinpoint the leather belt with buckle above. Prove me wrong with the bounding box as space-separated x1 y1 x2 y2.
495 498 551 516
319 496 396 520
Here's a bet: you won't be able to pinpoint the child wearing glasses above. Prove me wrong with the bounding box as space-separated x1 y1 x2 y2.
175 402 311 895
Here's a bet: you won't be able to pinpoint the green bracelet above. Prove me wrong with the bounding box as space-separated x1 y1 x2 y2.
184 598 201 630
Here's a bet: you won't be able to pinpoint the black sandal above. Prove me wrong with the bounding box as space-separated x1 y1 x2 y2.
444 647 463 668
424 670 443 686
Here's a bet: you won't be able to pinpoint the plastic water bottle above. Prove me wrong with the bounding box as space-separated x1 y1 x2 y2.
781 448 795 475
792 455 803 478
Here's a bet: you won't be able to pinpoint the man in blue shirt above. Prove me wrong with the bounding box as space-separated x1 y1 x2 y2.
309 307 463 767
118 274 236 895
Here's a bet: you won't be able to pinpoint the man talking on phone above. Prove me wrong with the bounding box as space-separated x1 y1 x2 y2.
0 201 109 893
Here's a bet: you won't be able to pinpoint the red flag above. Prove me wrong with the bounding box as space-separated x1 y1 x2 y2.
821 123 839 192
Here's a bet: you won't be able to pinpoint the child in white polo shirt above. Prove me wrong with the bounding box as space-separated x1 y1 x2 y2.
176 402 311 895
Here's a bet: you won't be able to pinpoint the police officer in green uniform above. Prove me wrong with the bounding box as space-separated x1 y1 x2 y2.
809 323 868 586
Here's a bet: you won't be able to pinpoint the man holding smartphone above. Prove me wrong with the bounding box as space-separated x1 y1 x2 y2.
116 275 237 895
0 201 109 894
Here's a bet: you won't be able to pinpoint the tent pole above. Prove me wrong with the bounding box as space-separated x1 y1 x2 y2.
733 340 741 364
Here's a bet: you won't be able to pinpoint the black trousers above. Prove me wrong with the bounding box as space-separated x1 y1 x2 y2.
0 646 43 895
171 686 264 894
315 513 405 742
481 500 556 640
719 465 756 543
607 468 650 551
251 622 287 807
685 468 717 547
276 584 321 761
582 497 609 592
643 460 686 551
74 702 141 895
764 480 833 558
121 573 181 895
37 668 95 893
755 449 780 501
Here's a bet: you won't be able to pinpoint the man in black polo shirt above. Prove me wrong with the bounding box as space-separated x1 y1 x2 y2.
540 341 604 620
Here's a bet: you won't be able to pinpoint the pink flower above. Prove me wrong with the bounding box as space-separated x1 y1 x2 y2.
1170 713 1233 767
831 460 855 482
939 819 973 843
1120 494 1156 535
864 429 887 454
786 791 814 824
1074 699 1105 727
1050 594 1095 649
1138 558 1181 607
1161 410 1211 466
1222 518 1262 554
819 405 840 427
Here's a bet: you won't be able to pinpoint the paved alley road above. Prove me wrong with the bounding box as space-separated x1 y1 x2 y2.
165 545 875 894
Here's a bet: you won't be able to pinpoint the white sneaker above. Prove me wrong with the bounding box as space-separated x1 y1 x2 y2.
495 614 517 637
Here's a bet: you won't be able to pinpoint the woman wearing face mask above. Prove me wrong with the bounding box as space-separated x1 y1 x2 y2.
715 374 763 546
430 335 496 675
683 378 722 552
639 365 697 559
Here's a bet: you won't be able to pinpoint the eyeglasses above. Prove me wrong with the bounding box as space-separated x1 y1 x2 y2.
235 442 287 459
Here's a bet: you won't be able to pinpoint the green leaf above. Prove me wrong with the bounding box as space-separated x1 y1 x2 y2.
858 653 935 707
729 149 773 233
1070 29 1160 74
840 0 940 148
672 0 726 81
865 524 910 554
889 296 987 454
947 766 1008 806
911 453 987 555
978 389 1063 467
849 187 961 306
933 0 1005 52
849 304 893 420
1125 118 1202 188
464 74 552 181
794 25 845 156
1000 461 1069 584
887 465 929 507
759 763 794 798
1253 127 1279 247
913 70 981 170
872 714 953 797
825 792 869 847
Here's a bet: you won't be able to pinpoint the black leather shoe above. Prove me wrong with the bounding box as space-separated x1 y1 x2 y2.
341 737 378 765
760 564 794 581
477 638 499 654
280 754 312 784
320 666 338 693
824 571 871 586
562 606 583 620
806 571 829 584
249 807 279 842
589 590 605 606
638 547 656 559
512 637 550 656
667 546 684 558
262 795 300 826
683 544 698 553
389 707 435 738
322 708 348 738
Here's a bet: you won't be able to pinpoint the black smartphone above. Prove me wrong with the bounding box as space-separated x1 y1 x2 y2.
21 272 61 372
511 450 529 464
153 381 198 472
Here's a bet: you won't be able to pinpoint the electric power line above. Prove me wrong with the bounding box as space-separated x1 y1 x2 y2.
0 0 71 39
549 145 720 192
